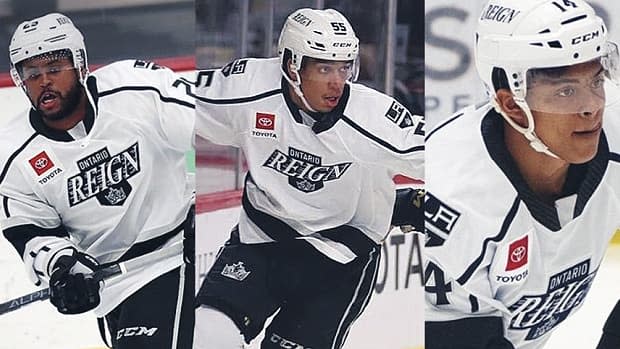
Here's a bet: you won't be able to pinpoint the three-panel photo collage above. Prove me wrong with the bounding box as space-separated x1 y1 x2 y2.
1 0 619 348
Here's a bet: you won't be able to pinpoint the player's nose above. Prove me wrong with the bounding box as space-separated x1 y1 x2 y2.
579 89 605 118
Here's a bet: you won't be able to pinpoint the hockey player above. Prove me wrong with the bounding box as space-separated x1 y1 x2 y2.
0 13 195 348
194 8 424 349
425 0 620 348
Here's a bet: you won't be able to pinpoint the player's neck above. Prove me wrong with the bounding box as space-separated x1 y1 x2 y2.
504 124 569 203
43 92 88 131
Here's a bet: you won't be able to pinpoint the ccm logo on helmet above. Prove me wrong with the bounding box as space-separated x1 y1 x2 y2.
333 42 352 48
571 30 600 45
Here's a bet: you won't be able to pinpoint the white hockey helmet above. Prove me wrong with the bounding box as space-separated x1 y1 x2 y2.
474 0 618 158
278 8 359 111
9 13 89 91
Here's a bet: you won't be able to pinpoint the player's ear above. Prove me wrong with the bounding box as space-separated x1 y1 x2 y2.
286 59 298 82
495 89 528 128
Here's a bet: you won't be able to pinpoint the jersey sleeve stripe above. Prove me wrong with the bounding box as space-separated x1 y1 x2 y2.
469 294 480 313
456 196 521 285
0 132 39 184
609 152 620 163
3 224 68 258
426 112 464 141
98 86 195 109
340 115 424 154
195 89 282 105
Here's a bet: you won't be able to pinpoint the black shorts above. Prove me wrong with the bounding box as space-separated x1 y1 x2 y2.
196 229 381 349
103 263 194 349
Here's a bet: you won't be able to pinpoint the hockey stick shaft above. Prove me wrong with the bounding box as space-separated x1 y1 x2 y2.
0 242 182 315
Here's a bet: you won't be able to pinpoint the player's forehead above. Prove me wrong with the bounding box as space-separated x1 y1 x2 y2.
528 60 604 86
19 50 73 69
305 57 352 67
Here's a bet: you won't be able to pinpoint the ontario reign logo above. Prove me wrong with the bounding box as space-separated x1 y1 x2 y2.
262 147 352 193
508 259 595 340
67 143 140 207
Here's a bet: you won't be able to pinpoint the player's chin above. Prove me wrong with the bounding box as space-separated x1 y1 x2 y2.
314 104 336 113
38 106 67 121
566 143 599 164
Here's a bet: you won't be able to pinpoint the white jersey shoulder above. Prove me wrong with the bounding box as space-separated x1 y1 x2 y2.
0 110 36 163
93 59 184 90
345 82 425 158
198 57 281 100
195 58 281 146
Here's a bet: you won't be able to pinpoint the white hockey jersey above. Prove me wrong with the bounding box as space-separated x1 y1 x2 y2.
196 57 424 263
0 60 195 316
425 102 620 348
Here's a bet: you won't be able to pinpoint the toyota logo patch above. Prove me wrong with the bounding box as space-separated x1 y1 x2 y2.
28 151 55 176
506 235 529 271
255 112 275 130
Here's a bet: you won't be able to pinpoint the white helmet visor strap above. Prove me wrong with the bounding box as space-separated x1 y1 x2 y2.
281 65 317 113
493 97 560 159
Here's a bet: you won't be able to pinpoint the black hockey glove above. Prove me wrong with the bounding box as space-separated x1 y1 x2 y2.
392 188 425 233
597 300 620 349
49 249 101 314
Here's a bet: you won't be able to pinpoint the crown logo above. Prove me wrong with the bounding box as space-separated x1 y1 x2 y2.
221 261 251 281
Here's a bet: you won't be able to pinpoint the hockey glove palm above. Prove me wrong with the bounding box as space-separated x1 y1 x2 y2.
49 249 101 314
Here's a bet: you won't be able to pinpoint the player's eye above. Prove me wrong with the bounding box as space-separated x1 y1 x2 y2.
28 73 41 81
318 66 331 74
555 87 576 97
47 65 63 74
22 69 41 81
591 76 605 89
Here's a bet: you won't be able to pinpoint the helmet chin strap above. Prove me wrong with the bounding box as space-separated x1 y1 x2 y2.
492 97 560 159
280 65 317 113
79 70 98 117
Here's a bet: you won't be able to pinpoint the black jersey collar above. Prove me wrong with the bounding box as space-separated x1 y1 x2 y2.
281 78 350 134
481 110 609 231
29 76 100 142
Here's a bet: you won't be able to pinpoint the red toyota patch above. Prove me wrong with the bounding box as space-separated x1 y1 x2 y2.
506 235 528 271
29 151 54 176
255 113 275 130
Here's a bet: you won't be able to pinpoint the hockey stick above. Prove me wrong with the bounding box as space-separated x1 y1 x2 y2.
0 242 183 315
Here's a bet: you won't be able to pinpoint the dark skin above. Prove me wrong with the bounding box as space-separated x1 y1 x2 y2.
20 56 87 131
496 60 605 202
